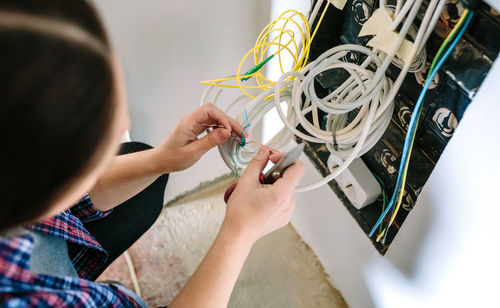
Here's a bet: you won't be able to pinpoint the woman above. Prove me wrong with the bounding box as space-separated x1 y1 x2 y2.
0 1 305 307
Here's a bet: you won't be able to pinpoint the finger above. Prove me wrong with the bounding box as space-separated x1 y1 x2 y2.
185 128 231 155
227 116 247 139
208 107 247 139
202 104 247 138
196 103 231 130
240 146 270 186
269 152 285 164
189 104 231 135
272 160 305 196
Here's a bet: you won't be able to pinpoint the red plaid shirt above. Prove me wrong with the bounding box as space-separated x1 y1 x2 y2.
0 195 141 307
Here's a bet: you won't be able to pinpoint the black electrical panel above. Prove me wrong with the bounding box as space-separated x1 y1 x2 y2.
301 0 500 254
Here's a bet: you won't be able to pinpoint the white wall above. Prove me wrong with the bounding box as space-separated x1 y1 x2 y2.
292 46 500 308
95 0 270 200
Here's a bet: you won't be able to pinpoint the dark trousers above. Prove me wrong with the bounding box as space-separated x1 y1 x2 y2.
83 142 168 281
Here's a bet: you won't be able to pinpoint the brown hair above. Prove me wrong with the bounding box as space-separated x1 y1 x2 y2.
0 0 115 232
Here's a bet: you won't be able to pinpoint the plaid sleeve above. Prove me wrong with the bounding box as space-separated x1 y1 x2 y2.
1 282 143 308
70 194 112 223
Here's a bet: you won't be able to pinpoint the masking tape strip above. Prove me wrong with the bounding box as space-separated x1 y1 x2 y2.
360 7 415 65
327 0 347 10
359 8 393 37
367 31 415 65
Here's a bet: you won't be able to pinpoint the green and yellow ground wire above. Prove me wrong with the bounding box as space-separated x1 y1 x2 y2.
373 9 473 243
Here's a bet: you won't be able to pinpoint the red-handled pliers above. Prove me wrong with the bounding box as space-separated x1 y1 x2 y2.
223 143 305 203
224 173 264 203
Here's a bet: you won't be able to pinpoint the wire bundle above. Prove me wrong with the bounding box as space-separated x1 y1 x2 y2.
272 47 394 192
201 3 330 98
384 5 428 72
370 9 474 243
211 82 296 173
201 0 458 195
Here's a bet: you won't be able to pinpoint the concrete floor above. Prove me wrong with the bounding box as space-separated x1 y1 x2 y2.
98 178 346 307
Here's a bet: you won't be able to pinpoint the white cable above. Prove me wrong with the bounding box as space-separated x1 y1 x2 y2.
308 0 325 25
206 45 393 189
383 0 444 107
201 77 295 173
124 250 141 297
202 0 445 192
396 0 404 15
419 0 447 54
385 5 427 72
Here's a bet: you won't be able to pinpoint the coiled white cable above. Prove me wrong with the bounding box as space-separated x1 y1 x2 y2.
200 78 296 172
202 0 445 192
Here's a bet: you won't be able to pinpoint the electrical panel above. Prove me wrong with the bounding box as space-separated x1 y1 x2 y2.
301 0 500 254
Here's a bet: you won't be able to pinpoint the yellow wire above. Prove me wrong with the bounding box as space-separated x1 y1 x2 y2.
376 229 385 242
376 10 472 244
201 3 330 98
383 116 419 235
376 113 419 243
428 9 469 75
201 13 306 94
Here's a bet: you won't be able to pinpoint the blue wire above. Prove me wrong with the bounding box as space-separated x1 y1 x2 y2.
240 108 251 147
232 108 251 177
369 12 475 237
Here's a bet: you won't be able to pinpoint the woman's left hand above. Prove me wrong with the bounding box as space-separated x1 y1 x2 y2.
152 103 245 173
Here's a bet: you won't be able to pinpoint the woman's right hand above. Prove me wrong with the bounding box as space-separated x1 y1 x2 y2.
223 146 305 244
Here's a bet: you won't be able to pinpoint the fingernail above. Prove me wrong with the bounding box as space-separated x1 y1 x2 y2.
259 146 267 154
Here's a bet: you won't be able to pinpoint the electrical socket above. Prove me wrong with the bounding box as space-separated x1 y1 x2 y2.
327 155 381 209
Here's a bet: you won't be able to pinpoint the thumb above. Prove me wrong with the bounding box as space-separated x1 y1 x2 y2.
241 146 270 185
187 128 231 155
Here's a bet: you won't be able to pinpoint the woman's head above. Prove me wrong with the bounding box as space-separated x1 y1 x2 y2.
0 0 128 232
